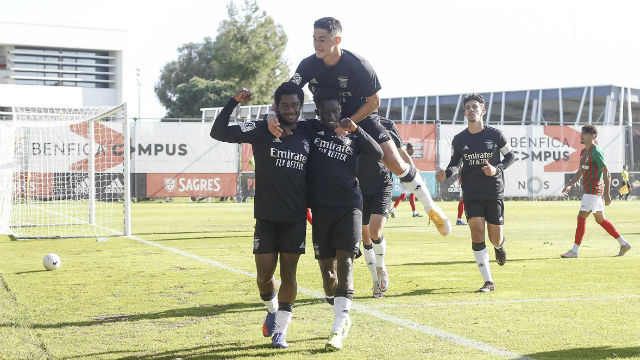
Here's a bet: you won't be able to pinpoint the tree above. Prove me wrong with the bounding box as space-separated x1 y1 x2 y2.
155 0 289 118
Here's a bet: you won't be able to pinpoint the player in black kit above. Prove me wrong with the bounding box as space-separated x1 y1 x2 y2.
210 83 312 349
308 88 383 351
267 17 451 237
358 118 410 298
436 94 515 293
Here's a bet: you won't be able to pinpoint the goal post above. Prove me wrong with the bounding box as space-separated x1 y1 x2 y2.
0 104 131 239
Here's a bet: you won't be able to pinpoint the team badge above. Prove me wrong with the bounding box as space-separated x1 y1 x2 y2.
337 76 349 88
273 137 282 143
164 178 177 192
484 139 495 150
239 121 256 132
291 73 302 85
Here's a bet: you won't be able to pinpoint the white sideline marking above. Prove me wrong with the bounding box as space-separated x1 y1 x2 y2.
126 233 533 360
367 295 640 308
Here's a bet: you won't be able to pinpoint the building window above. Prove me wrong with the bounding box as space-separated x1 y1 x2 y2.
8 46 116 89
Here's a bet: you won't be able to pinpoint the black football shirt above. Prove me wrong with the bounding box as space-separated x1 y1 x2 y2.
445 126 509 200
308 125 383 209
357 118 402 195
290 49 381 119
210 98 313 223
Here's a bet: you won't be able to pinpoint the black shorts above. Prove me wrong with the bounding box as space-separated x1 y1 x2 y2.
362 187 392 225
311 206 362 259
253 219 307 254
359 114 391 144
463 198 504 225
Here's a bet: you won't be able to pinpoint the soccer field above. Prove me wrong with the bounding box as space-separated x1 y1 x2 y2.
1 200 639 360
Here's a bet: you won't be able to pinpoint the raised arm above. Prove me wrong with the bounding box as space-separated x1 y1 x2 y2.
210 89 256 143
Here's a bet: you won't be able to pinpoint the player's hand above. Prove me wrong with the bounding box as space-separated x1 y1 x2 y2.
562 185 571 195
267 110 282 138
233 88 252 103
436 169 446 182
482 160 497 176
604 192 612 206
339 117 357 132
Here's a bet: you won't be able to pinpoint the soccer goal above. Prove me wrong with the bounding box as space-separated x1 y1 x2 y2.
0 104 131 239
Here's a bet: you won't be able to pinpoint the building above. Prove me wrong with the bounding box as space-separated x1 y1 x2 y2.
0 21 125 111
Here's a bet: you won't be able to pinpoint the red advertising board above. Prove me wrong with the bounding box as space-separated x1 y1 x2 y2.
395 124 437 171
146 173 237 197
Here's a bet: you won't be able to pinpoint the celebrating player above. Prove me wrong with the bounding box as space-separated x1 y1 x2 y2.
267 16 451 237
436 94 514 293
560 125 632 258
210 83 312 348
308 88 383 350
358 117 409 298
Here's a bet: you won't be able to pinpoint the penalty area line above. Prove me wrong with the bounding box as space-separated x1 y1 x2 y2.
126 233 533 360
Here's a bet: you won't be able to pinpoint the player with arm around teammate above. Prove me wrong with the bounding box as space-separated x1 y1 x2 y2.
308 88 383 350
436 93 515 293
560 124 632 258
267 16 451 237
210 83 312 348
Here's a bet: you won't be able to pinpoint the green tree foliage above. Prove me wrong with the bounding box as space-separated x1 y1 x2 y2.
155 0 289 118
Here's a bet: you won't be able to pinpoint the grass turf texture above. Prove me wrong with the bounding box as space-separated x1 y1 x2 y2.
0 200 639 359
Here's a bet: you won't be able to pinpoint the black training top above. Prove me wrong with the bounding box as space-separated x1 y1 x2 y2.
357 118 402 195
290 49 381 119
444 125 514 200
308 124 383 208
210 98 313 223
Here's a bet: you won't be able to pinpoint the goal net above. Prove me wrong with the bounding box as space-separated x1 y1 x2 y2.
0 104 131 239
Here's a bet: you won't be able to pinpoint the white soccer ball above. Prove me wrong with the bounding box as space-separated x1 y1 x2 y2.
43 253 61 271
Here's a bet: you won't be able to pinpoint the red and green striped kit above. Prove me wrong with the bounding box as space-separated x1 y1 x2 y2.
580 145 605 195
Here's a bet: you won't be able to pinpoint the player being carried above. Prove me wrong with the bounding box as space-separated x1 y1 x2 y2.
267 16 451 237
308 88 383 350
210 83 313 348
560 124 632 258
436 94 514 292
359 118 415 298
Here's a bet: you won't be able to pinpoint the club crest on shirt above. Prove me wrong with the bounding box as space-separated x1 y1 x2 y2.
273 137 282 143
484 139 495 150
337 76 349 88
164 178 176 192
239 121 256 132
303 139 310 153
291 73 302 85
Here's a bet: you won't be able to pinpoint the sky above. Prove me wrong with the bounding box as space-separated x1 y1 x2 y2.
3 0 640 119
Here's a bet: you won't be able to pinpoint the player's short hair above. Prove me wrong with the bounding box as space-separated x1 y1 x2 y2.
274 82 304 106
405 143 414 151
314 17 342 37
581 124 598 136
463 93 485 106
313 87 340 105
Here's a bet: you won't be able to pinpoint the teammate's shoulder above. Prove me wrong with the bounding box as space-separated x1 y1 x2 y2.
341 49 373 67
378 117 396 130
484 125 503 134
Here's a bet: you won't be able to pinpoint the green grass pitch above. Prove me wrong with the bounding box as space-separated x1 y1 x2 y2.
1 200 639 359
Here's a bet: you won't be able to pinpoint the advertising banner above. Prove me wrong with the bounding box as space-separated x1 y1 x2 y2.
395 124 437 171
437 125 625 198
145 173 237 198
132 122 238 174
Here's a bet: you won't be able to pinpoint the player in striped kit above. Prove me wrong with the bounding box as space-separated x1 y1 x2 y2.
560 124 632 258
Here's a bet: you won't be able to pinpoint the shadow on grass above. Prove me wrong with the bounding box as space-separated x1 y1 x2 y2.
526 345 640 359
148 235 251 242
135 230 252 237
23 298 322 330
66 338 327 360
14 269 50 275
398 257 578 266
